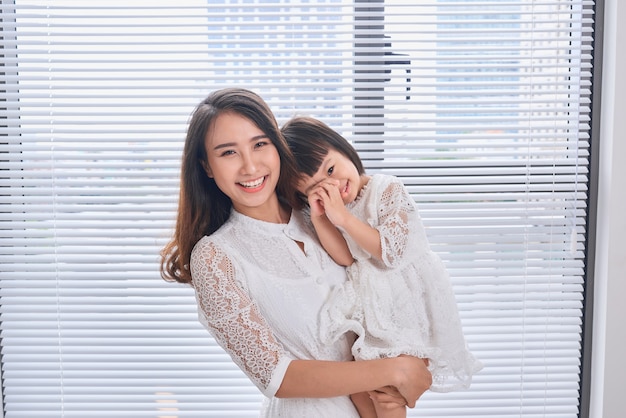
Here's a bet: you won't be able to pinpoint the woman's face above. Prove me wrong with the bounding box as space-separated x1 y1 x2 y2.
203 112 281 218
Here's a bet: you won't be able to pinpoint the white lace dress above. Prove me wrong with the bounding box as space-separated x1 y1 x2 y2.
320 173 483 392
190 209 360 417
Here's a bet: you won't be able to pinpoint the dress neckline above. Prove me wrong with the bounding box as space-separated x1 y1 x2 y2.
230 208 294 234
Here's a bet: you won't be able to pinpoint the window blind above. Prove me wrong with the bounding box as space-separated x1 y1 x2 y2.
0 0 595 417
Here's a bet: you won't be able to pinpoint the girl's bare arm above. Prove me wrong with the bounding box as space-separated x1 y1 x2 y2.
311 213 354 266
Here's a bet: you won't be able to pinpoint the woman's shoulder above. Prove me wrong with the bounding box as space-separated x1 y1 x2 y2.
191 219 237 258
191 234 224 263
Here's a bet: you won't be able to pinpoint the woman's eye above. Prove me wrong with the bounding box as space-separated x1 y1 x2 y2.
255 140 268 148
327 166 334 176
220 150 235 156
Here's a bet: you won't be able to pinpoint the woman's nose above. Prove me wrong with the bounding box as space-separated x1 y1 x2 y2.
240 152 258 174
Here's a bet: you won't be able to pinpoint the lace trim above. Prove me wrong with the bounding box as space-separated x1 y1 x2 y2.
191 238 285 394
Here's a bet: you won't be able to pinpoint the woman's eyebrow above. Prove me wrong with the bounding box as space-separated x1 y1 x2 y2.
212 135 268 151
212 142 236 151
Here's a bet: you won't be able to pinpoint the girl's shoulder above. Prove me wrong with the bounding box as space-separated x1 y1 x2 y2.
368 173 407 195
369 172 402 184
367 174 416 213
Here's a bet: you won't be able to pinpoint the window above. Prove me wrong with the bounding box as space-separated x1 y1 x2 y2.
0 0 596 416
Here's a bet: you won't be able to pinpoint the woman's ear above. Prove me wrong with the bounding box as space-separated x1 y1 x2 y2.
200 160 213 178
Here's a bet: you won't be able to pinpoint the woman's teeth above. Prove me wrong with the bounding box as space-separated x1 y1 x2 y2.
240 177 264 188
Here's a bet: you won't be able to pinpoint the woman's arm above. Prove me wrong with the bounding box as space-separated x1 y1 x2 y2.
191 240 292 396
276 355 431 408
190 238 432 404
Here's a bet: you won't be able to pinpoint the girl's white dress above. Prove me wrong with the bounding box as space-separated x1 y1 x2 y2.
190 209 360 417
320 173 483 392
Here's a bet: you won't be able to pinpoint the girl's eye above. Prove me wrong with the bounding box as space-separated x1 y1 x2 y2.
255 140 269 148
327 166 334 176
220 149 235 157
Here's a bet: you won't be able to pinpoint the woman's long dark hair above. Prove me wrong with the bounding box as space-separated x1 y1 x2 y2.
160 88 299 284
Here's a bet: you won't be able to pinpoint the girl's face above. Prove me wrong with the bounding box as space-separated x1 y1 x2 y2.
297 148 365 205
203 112 281 218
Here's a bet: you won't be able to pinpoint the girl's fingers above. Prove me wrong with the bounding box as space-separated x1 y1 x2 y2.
319 181 341 198
368 386 406 405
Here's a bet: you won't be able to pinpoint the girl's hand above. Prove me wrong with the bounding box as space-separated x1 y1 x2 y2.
368 386 406 418
306 189 326 219
306 179 339 219
309 180 350 227
369 386 406 406
368 386 407 414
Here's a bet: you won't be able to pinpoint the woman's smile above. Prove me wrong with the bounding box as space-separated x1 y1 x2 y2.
238 175 267 191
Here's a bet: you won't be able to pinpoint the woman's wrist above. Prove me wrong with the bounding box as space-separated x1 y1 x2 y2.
377 355 432 408
381 356 408 389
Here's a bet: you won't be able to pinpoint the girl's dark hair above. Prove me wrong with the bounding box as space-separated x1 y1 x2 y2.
160 88 299 284
281 116 364 208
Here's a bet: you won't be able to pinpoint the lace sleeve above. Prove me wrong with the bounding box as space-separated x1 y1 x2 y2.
190 238 292 397
377 179 419 268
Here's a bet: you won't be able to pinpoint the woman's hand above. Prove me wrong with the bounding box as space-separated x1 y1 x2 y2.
391 355 432 408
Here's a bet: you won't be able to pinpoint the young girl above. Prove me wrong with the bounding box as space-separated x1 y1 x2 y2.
160 89 432 417
282 116 483 418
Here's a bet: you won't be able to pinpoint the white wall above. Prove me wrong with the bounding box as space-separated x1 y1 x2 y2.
589 1 626 418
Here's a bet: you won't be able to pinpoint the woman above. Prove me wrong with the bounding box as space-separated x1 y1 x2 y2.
160 88 432 417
